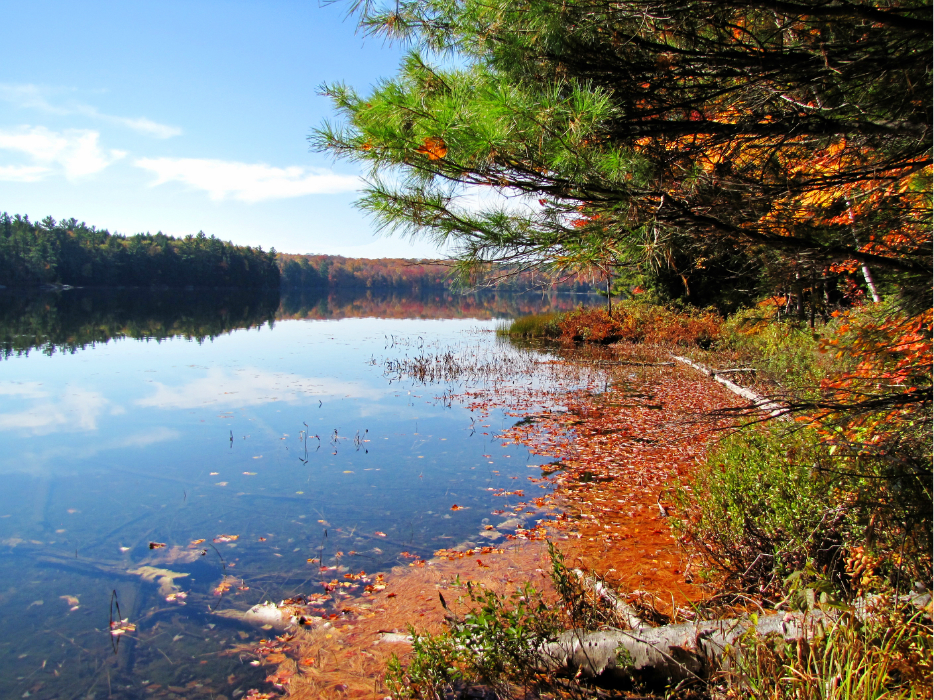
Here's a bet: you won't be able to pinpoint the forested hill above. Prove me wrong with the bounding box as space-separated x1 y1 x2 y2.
0 213 280 288
0 213 596 293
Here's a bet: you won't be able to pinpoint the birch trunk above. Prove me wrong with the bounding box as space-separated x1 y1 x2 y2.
538 612 830 682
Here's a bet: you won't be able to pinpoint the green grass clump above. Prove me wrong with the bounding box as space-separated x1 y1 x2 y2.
497 312 562 338
725 604 932 700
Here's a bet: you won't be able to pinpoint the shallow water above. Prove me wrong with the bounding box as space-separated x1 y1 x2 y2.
0 288 595 700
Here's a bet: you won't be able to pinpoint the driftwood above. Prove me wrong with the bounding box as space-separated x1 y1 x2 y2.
573 569 646 630
539 587 931 683
539 611 829 682
670 355 787 418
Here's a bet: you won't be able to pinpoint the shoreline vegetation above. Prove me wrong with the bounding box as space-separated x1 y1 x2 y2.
269 299 931 700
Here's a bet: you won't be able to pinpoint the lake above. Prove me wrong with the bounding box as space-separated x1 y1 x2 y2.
0 287 598 700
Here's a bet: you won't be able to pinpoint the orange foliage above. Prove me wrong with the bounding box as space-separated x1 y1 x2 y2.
557 305 722 347
816 308 932 441
416 136 447 160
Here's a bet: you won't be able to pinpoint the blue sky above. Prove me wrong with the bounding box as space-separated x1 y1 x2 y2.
0 0 446 258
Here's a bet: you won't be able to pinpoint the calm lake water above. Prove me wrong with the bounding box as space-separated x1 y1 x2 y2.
0 288 597 700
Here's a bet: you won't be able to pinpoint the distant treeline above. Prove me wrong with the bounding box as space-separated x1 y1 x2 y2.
0 213 596 294
0 213 280 289
277 253 594 293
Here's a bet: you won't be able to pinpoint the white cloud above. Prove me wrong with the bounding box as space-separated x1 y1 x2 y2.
0 83 181 138
0 164 50 182
135 157 362 203
0 125 125 180
106 115 180 139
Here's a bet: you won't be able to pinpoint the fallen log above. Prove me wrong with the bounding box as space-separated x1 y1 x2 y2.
539 588 931 684
670 355 787 418
573 569 646 630
539 611 829 683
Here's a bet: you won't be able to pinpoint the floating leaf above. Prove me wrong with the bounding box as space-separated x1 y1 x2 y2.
110 618 136 636
149 542 166 550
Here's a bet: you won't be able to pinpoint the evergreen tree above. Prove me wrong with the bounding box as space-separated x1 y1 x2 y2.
313 0 931 307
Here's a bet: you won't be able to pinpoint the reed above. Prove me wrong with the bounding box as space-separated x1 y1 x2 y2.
496 313 562 339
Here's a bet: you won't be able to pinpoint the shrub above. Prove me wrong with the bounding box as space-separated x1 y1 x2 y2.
384 582 562 699
556 302 723 346
717 307 836 395
675 426 861 597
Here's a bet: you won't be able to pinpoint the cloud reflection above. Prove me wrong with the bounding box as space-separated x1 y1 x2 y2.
136 367 378 410
0 384 110 434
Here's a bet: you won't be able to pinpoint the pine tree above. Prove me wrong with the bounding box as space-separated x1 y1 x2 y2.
313 0 931 303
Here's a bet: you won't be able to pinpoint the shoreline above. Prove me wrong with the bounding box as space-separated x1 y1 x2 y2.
274 341 753 699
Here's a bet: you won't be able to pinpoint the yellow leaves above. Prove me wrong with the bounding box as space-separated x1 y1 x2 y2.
416 136 447 160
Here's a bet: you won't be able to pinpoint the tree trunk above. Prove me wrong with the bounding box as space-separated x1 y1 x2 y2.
538 612 830 683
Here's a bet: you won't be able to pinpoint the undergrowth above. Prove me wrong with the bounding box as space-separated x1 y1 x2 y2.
674 426 859 596
500 302 722 347
720 603 933 700
384 544 633 699
675 423 933 600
